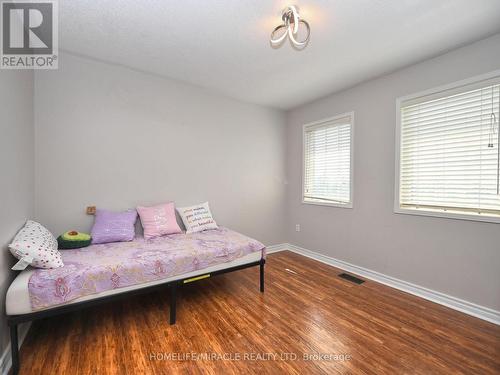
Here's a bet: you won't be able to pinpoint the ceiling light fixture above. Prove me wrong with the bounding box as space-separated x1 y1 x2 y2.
270 5 310 49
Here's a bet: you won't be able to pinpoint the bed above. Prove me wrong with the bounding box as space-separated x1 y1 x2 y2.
6 227 266 374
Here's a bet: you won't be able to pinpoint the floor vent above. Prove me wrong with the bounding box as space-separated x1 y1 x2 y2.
338 273 365 284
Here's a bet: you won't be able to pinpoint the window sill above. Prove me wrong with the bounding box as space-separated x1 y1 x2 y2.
302 199 353 209
394 206 500 224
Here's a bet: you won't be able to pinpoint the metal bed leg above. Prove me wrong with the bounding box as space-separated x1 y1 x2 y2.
169 283 177 325
260 259 265 293
10 324 19 375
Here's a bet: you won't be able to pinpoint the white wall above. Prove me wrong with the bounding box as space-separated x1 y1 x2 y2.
0 70 34 354
286 34 500 311
34 52 287 246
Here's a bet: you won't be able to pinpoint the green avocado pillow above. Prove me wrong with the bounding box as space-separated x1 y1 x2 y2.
57 231 92 249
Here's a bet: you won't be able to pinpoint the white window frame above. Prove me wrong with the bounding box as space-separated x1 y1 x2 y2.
302 112 355 209
394 70 500 224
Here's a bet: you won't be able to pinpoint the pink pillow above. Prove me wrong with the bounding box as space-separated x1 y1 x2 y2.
137 202 182 240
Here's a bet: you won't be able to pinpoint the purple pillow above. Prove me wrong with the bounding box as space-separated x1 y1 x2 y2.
91 209 137 244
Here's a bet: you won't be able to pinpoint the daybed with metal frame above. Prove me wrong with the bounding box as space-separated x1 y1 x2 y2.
5 234 265 375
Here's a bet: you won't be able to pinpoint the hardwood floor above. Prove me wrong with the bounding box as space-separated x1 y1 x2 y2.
17 251 500 374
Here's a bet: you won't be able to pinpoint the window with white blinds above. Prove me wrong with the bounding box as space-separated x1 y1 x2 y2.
303 113 353 207
397 76 500 221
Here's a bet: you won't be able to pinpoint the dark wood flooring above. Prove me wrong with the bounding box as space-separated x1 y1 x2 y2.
16 251 500 374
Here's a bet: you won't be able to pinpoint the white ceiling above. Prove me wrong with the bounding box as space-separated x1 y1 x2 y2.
60 0 500 110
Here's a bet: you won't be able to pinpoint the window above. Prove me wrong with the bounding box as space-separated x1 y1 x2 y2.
303 113 353 208
395 74 500 222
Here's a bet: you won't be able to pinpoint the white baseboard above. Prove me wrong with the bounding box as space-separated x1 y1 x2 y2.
0 323 31 375
265 243 289 254
268 243 500 325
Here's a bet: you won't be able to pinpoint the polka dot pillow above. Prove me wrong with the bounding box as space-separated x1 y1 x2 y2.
8 220 64 270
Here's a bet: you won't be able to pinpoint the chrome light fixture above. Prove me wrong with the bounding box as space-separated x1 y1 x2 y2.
270 5 310 49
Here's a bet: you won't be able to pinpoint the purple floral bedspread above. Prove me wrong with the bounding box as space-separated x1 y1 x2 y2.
28 227 265 311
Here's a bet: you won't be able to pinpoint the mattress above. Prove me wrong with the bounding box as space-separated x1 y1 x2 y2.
6 228 264 315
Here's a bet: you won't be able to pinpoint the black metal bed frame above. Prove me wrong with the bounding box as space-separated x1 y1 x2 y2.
7 258 265 375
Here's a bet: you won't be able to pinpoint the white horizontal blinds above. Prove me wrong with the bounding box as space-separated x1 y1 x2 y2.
400 82 500 215
304 117 351 204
